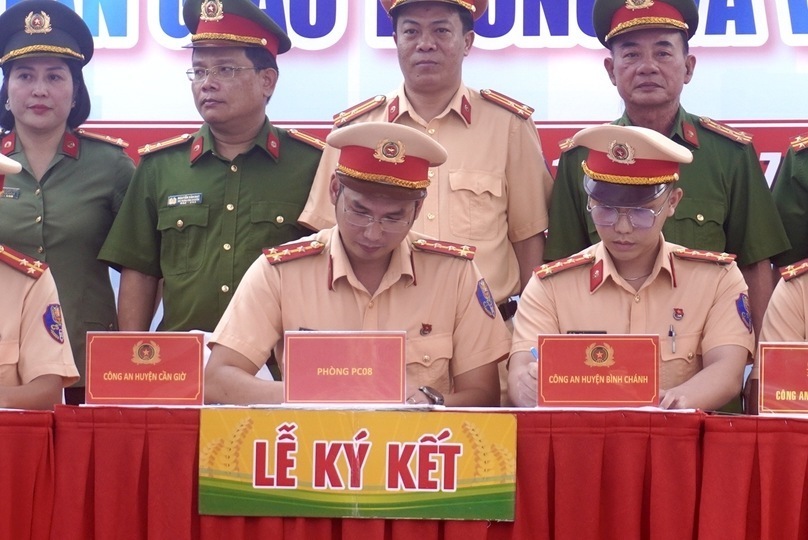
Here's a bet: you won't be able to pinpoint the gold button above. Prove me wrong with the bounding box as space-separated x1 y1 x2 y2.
688 352 694 359
230 164 238 172
176 219 184 228
226 204 235 211
427 213 436 220
276 216 284 224
35 188 41 196
37 246 44 253
221 285 230 293
428 170 435 178
634 295 640 303
423 355 431 363
35 216 42 223
696 214 704 222
223 243 231 251
427 128 436 135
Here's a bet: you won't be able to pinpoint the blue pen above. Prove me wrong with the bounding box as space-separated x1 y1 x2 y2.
530 347 539 360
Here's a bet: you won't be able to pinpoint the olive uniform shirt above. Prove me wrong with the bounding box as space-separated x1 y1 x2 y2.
771 142 808 267
299 84 553 305
545 108 790 266
211 228 511 395
0 130 134 385
99 120 320 332
512 238 755 391
0 252 78 387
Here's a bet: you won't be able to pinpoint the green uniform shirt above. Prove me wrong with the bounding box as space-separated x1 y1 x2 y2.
546 107 790 267
771 144 808 267
0 130 135 385
99 119 320 332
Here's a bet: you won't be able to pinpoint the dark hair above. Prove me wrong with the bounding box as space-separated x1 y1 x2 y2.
0 58 90 131
392 4 474 34
244 47 279 73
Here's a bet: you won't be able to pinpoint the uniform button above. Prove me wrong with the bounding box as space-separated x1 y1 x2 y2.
634 295 640 303
226 204 235 211
223 243 231 251
687 352 694 359
221 285 230 293
34 188 41 196
427 213 436 220
230 164 238 172
427 128 435 135
276 216 284 224
176 219 184 228
37 246 44 253
428 170 435 178
368 301 374 308
696 214 704 222
35 216 42 223
423 355 431 363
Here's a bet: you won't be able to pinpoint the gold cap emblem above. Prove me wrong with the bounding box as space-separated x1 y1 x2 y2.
200 0 224 22
607 140 636 164
24 11 52 35
626 0 654 9
374 139 406 164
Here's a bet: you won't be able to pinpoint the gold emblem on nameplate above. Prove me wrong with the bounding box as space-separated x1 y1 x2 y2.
584 343 615 367
374 139 406 164
131 341 161 365
607 140 636 164
626 0 654 10
24 11 52 34
200 0 224 22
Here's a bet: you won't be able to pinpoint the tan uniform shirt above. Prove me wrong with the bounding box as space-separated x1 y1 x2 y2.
760 275 808 342
512 239 754 391
0 260 78 387
211 228 511 395
299 84 553 304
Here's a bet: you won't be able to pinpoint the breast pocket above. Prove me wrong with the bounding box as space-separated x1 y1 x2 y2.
660 332 702 389
249 201 304 245
157 205 209 276
408 333 453 393
667 198 726 252
448 171 504 240
0 341 21 385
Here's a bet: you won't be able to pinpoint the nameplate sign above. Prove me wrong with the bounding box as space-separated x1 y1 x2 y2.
86 332 204 405
284 331 406 404
758 342 808 414
538 334 659 407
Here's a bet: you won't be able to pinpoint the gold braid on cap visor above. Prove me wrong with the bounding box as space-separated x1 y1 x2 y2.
606 17 688 41
1 45 84 64
337 165 430 190
391 0 475 13
582 161 679 185
191 32 268 47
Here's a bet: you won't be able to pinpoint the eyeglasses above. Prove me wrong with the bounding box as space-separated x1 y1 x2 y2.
587 191 671 229
185 65 258 82
341 201 414 233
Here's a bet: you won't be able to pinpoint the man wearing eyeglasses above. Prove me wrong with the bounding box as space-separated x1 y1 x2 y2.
509 125 754 411
204 122 510 406
99 0 323 333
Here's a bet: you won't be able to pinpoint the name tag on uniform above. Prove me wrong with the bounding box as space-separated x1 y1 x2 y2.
283 331 406 404
1 187 20 199
167 193 202 206
758 342 808 414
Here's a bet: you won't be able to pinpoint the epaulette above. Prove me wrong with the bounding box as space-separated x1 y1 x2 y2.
333 95 386 128
75 129 129 148
287 129 326 151
138 133 194 156
412 239 475 260
534 251 595 279
672 247 736 265
789 132 808 153
263 240 325 265
0 244 47 279
780 259 808 281
699 117 753 145
480 89 534 120
558 137 577 152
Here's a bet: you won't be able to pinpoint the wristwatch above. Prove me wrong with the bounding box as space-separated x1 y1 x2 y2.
418 386 445 406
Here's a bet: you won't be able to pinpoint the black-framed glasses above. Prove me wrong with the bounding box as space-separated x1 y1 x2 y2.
185 65 258 82
587 190 672 229
341 199 414 233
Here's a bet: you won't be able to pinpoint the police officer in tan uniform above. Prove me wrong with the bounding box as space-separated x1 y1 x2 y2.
0 153 78 409
205 122 511 406
759 261 808 342
510 125 753 410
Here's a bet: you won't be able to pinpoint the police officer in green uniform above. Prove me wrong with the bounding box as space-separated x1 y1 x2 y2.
99 0 323 332
771 134 808 267
0 0 135 404
545 0 789 340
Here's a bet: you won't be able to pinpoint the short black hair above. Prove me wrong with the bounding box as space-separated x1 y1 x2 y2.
392 3 474 34
244 46 279 73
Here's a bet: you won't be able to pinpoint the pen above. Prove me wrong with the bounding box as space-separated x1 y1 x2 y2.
669 325 676 353
530 347 539 361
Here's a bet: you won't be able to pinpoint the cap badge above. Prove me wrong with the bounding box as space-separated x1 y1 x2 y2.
626 0 655 9
607 140 636 165
374 139 406 164
200 0 224 22
24 11 52 35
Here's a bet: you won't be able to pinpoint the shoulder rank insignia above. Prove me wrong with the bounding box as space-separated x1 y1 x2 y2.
480 89 534 120
558 137 577 152
138 133 194 156
287 128 326 151
789 132 808 153
412 239 476 260
0 132 15 155
699 117 753 145
333 95 387 128
0 244 47 278
672 247 736 265
534 251 595 279
263 240 325 265
780 259 808 281
75 129 129 148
